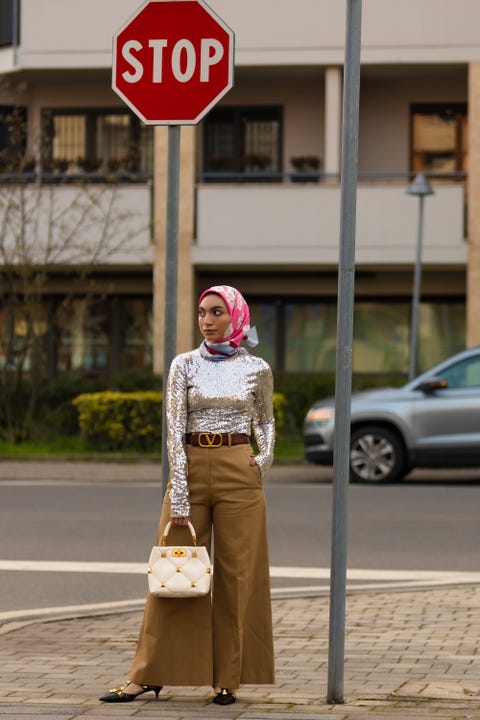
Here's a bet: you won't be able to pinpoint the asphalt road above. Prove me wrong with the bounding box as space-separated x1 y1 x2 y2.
1 470 479 619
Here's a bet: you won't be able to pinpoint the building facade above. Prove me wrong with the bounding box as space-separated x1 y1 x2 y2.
1 0 479 378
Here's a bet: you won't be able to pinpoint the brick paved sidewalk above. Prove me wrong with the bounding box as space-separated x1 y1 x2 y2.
0 587 479 719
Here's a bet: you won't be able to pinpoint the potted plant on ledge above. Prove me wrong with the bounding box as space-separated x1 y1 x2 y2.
243 153 272 172
290 156 322 182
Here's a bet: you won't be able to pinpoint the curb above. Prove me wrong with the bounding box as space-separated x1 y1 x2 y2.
3 578 480 638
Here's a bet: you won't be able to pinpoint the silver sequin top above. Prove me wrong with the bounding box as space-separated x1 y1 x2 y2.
166 347 275 517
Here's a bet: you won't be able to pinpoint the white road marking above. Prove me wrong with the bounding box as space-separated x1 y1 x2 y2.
1 575 479 627
0 597 145 622
0 560 147 574
275 567 480 583
1 562 480 626
1 560 480 585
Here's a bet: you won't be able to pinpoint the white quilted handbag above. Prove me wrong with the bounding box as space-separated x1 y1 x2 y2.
147 521 212 598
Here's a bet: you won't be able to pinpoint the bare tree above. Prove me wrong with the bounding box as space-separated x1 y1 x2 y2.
0 103 151 442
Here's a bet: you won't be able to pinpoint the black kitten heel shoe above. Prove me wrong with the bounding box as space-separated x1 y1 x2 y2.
212 688 237 706
99 682 162 702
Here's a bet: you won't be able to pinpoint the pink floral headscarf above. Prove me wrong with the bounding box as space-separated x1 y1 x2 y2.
198 285 258 350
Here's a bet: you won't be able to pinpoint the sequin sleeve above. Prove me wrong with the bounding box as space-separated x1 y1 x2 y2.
252 364 276 475
165 354 191 518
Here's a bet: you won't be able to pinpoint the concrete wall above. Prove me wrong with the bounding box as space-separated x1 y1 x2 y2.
2 0 480 71
0 183 151 265
194 183 465 266
359 68 468 174
211 0 480 65
9 0 140 68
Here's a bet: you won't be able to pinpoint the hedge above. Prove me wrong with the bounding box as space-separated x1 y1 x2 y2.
73 391 163 452
273 371 407 433
73 390 287 452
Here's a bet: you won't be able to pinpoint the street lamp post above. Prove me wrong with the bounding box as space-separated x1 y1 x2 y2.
407 172 434 381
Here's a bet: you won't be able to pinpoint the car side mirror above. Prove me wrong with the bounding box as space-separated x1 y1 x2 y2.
417 378 448 394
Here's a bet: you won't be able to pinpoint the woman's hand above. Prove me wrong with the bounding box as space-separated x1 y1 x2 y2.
250 456 257 466
171 516 191 526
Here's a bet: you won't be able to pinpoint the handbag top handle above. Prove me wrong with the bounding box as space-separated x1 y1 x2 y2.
161 520 197 546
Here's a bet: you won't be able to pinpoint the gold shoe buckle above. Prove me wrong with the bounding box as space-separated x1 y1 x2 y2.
198 432 223 448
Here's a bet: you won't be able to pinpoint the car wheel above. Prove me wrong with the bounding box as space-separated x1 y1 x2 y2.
349 425 406 483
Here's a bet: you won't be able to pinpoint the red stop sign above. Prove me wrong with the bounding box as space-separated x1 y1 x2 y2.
112 0 234 125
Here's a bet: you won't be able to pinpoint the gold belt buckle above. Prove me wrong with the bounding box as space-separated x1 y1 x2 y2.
198 432 223 447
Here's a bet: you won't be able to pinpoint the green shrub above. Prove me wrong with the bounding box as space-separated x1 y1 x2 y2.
274 372 336 435
273 371 407 435
73 389 287 452
0 373 103 442
273 392 287 430
10 371 163 441
73 391 163 452
34 374 106 439
1 364 407 446
110 370 162 392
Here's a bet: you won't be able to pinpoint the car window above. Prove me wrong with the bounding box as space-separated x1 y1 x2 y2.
441 356 480 388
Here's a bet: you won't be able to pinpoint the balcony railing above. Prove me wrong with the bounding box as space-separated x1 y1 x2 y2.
0 170 152 184
0 168 466 185
197 170 467 185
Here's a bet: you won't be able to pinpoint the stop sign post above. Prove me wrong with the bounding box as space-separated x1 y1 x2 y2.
112 0 234 124
112 0 234 490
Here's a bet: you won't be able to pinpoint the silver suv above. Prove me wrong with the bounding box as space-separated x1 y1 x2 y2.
303 347 480 482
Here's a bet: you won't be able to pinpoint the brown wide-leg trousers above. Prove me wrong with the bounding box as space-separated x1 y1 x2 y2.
129 443 275 689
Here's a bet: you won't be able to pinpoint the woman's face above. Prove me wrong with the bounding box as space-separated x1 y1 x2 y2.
198 293 231 342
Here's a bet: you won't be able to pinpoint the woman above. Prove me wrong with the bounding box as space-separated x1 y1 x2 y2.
100 285 275 706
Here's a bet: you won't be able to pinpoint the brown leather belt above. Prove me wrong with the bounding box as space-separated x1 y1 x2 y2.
185 432 250 448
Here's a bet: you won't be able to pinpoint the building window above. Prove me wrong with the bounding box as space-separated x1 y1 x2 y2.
245 298 465 375
411 104 467 177
418 302 465 372
0 301 48 373
1 292 151 376
56 296 153 374
0 0 18 47
203 106 282 178
41 109 153 176
284 303 337 372
119 298 153 371
57 299 110 372
353 303 409 373
248 302 277 368
0 105 27 171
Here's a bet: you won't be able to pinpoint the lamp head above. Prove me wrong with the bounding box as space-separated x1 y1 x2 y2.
407 172 434 197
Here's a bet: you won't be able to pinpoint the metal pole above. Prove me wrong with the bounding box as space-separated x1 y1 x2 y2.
408 195 424 382
327 0 362 705
161 125 181 496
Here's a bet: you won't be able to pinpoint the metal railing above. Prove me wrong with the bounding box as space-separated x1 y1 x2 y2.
0 168 466 187
197 170 467 184
0 170 152 184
